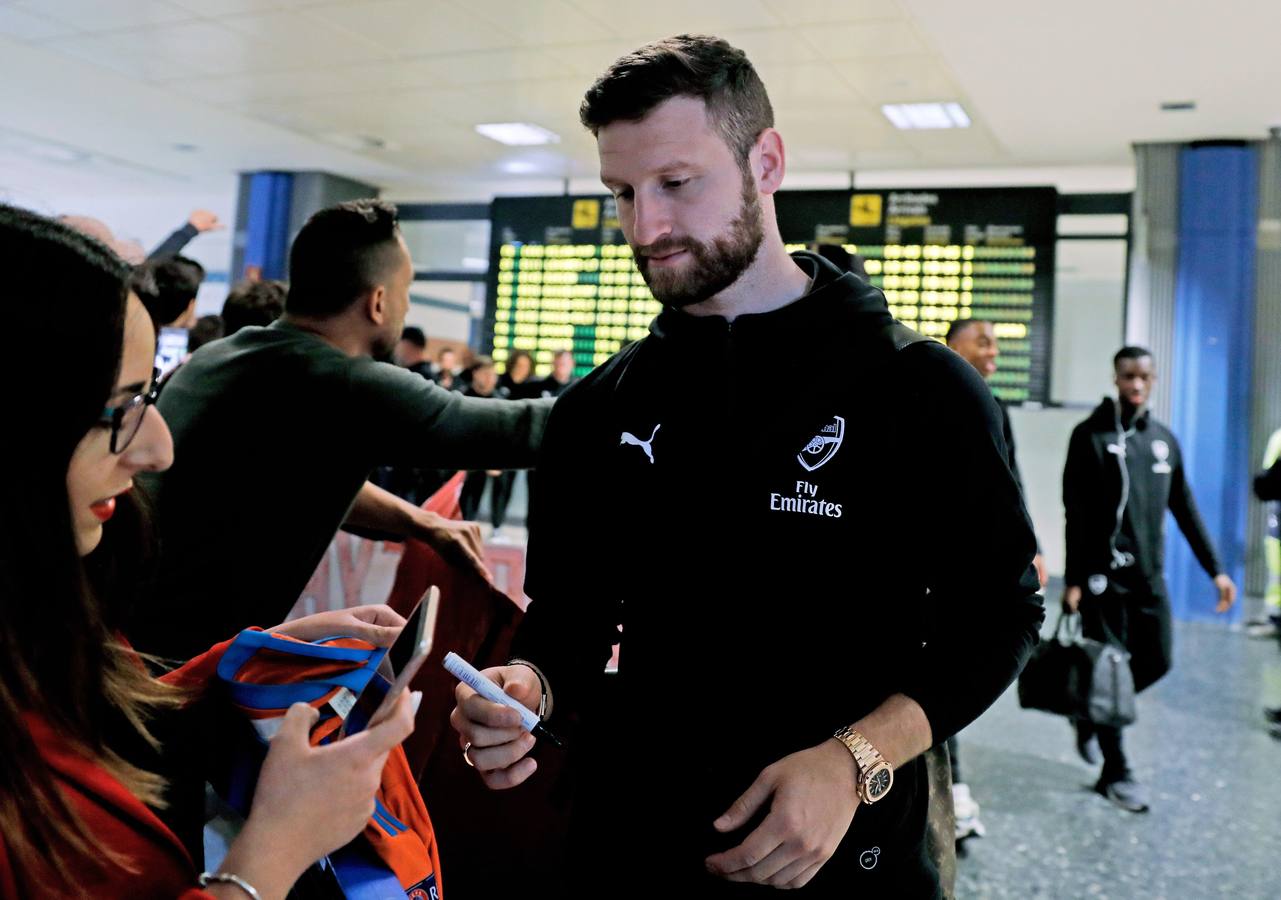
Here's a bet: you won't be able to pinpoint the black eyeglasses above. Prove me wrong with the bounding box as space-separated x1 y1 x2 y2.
99 368 161 454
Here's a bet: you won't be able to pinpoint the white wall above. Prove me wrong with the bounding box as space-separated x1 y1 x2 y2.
407 281 482 345
1 160 238 315
1052 238 1128 406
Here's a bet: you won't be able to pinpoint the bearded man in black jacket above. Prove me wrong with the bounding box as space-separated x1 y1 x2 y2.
452 34 1044 897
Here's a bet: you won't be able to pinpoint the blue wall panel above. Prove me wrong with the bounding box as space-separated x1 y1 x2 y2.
1167 146 1257 622
243 171 293 281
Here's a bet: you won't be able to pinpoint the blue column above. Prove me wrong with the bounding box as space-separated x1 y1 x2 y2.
1167 145 1257 622
242 172 294 280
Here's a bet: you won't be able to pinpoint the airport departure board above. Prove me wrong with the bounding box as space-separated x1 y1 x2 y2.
485 187 1056 402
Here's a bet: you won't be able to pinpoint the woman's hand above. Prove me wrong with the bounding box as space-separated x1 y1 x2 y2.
212 693 417 898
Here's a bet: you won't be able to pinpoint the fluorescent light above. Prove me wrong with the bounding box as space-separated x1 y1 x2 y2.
500 160 540 174
881 102 972 130
475 122 560 146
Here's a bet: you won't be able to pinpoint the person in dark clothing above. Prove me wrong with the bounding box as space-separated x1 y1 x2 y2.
187 314 224 353
434 346 462 391
498 349 538 398
534 349 578 399
944 317 1049 848
451 35 1043 897
395 325 435 380
458 356 518 530
1258 454 1281 503
1062 345 1237 812
373 325 446 505
132 255 205 329
129 201 551 662
947 319 1047 586
221 278 286 335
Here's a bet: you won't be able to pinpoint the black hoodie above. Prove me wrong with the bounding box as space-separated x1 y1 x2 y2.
1063 397 1221 596
515 252 1043 891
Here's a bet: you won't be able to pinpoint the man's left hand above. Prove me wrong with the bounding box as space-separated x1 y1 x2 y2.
270 604 405 647
413 509 491 583
1213 573 1237 613
1033 553 1048 588
705 740 860 889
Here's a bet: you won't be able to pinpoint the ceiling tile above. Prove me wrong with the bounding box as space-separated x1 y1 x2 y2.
42 32 179 79
755 61 865 110
795 20 926 60
168 68 362 105
0 5 80 41
455 78 589 128
468 0 614 46
717 28 819 65
12 0 194 33
761 0 904 25
568 0 782 39
311 0 518 56
168 0 332 15
540 40 637 77
218 9 391 66
397 48 569 87
833 54 960 104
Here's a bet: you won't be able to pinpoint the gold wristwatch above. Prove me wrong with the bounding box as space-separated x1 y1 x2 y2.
833 726 894 804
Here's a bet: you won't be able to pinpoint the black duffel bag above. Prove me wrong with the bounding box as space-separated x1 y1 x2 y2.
1017 612 1136 727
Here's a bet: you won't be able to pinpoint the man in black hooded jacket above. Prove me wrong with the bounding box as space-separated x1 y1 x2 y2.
1062 345 1236 812
451 35 1044 897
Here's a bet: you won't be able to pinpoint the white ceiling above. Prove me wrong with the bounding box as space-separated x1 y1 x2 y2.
2 0 1279 202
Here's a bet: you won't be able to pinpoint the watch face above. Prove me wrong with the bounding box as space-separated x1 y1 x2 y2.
868 767 891 798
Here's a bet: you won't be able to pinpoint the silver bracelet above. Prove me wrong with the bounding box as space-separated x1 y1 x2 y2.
198 871 263 900
507 657 551 719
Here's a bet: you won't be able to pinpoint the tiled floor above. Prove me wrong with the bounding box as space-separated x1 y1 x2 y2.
953 602 1281 899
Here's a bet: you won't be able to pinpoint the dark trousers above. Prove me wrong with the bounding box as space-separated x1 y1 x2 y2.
1078 581 1172 781
460 470 516 529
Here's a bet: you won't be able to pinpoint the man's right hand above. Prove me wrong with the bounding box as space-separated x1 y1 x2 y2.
449 664 542 790
1062 584 1082 614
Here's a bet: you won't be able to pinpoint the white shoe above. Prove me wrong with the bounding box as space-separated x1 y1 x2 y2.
952 782 987 841
1246 619 1279 639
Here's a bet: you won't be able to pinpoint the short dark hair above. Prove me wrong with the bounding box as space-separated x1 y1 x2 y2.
470 354 495 372
222 279 286 335
286 199 402 318
580 34 773 164
132 255 204 326
1113 345 1153 368
188 314 225 352
400 326 427 348
946 318 988 344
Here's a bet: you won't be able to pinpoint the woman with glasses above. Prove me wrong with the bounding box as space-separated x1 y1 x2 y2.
0 205 417 899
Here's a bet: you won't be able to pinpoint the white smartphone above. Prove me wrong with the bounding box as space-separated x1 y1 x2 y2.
340 586 439 737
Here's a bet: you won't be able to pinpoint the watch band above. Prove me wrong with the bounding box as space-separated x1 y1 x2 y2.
506 657 551 719
833 726 886 781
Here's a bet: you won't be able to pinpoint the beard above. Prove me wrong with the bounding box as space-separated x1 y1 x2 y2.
633 168 765 308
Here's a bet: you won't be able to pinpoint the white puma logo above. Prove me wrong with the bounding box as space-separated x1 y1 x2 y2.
620 424 661 464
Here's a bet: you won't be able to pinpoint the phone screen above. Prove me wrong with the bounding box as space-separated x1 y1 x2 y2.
341 587 438 737
155 326 188 376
